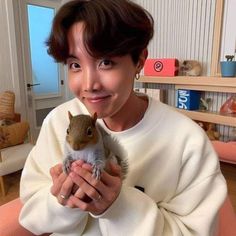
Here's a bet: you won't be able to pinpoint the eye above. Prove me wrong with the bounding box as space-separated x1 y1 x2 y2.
68 62 81 71
99 59 114 69
86 126 93 137
66 128 70 134
67 59 81 72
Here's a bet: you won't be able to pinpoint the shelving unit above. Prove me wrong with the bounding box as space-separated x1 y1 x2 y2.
139 76 236 127
176 109 236 127
140 76 236 93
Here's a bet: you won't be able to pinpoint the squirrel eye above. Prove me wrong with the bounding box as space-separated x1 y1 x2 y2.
86 127 93 137
66 128 69 134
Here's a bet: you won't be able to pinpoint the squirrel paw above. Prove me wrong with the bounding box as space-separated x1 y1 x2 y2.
92 165 102 180
63 158 73 175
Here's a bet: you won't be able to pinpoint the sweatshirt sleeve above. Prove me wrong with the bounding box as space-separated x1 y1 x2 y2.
92 132 227 236
19 115 88 235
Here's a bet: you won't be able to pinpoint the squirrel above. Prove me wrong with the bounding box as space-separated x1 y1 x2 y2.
63 111 128 180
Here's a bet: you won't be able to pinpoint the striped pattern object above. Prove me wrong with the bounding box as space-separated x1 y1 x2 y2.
0 91 15 120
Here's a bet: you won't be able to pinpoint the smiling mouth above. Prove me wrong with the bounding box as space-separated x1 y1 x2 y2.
84 95 111 103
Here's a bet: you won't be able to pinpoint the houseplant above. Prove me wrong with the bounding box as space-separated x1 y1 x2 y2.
220 55 236 77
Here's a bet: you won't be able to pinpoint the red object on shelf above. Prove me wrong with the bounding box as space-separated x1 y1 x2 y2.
144 58 179 76
220 96 236 114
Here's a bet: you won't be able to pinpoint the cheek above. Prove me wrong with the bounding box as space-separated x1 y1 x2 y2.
68 74 81 94
106 71 134 92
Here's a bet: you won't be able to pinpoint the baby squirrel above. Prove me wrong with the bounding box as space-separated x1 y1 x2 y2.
63 112 128 180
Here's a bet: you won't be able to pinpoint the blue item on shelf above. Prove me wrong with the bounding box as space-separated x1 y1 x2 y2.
177 89 201 110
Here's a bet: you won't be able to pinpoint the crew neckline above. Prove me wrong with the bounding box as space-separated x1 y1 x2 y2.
97 96 157 137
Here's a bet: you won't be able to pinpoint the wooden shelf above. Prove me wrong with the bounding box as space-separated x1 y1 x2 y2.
140 76 236 93
139 75 236 127
176 109 236 127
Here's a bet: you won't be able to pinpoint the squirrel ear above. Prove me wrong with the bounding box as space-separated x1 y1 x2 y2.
92 112 97 125
68 111 73 120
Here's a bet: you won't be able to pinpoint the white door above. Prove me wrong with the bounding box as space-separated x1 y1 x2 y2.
19 0 66 142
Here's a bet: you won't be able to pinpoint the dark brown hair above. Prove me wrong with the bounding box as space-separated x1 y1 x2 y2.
46 0 154 64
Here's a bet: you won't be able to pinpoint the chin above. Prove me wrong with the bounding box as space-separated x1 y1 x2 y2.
86 109 104 119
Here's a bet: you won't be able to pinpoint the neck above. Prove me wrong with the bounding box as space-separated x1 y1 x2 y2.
103 93 148 132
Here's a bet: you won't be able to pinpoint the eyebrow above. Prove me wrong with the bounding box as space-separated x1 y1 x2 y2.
67 54 79 59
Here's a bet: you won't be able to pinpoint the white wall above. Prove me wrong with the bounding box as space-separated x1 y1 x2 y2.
220 0 236 60
0 0 27 117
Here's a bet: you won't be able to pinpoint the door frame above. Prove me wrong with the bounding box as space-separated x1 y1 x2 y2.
17 0 66 142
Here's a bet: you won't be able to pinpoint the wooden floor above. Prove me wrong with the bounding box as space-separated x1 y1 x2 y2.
0 162 236 213
0 170 21 205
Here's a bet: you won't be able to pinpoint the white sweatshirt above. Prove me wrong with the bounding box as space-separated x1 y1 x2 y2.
19 97 227 236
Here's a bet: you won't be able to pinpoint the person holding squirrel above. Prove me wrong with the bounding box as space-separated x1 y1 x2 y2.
19 0 227 235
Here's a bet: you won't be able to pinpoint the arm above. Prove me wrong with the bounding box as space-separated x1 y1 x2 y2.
92 133 226 235
99 150 225 235
19 117 88 235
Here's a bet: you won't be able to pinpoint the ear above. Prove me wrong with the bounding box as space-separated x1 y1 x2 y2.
136 48 148 72
92 112 97 125
68 111 73 120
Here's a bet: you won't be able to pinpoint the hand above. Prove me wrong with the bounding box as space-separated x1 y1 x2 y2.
50 163 80 205
68 161 122 215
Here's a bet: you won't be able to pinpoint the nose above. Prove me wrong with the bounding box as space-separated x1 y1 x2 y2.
82 68 101 92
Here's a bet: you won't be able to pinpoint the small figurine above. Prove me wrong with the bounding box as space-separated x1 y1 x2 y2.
63 112 128 179
180 60 202 76
205 123 220 141
199 98 212 111
195 121 220 141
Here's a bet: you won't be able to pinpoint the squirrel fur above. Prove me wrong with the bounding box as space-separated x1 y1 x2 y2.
63 111 128 180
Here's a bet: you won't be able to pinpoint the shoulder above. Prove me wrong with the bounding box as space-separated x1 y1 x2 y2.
38 98 89 139
43 98 88 124
149 99 218 167
148 98 202 133
147 98 211 152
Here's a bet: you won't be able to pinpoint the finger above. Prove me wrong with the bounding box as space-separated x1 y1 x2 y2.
108 162 122 177
71 160 85 168
71 183 79 194
73 187 85 199
71 162 92 172
73 187 93 203
71 166 103 190
64 187 85 208
59 187 73 201
67 195 91 210
68 194 103 213
69 170 102 201
59 176 74 198
50 163 63 181
100 163 122 185
82 163 93 172
50 172 67 196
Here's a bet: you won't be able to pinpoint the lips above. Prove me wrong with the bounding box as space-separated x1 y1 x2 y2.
83 94 111 103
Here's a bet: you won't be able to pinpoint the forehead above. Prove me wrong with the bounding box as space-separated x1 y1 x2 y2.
67 22 86 56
